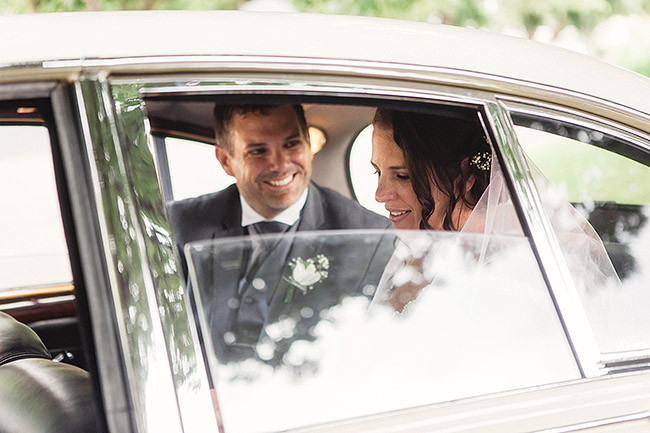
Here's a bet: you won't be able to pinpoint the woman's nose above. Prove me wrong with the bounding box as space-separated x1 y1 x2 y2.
375 176 393 203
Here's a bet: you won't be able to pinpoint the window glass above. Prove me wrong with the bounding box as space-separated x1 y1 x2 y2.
187 231 580 433
0 125 71 292
165 137 234 200
512 113 650 353
349 125 388 217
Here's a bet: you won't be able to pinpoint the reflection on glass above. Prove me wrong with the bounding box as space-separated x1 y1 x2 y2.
513 118 650 353
187 230 579 432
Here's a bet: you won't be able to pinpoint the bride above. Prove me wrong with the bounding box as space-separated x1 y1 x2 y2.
370 107 619 312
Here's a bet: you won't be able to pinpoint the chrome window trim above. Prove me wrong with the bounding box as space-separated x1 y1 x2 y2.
485 101 601 378
138 80 491 106
108 79 220 433
75 75 188 433
499 97 650 155
57 54 650 125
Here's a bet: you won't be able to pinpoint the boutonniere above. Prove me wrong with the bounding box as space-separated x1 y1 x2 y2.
283 254 330 303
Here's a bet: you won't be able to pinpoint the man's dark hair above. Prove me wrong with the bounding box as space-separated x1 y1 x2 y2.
213 104 309 153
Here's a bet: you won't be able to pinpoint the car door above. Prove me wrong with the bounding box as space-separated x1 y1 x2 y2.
106 63 649 431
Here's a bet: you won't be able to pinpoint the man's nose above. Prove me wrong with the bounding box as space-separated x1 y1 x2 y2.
267 147 291 171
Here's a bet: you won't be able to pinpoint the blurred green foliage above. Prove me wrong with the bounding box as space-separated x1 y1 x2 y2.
292 0 488 27
0 0 238 11
3 0 649 24
2 0 650 76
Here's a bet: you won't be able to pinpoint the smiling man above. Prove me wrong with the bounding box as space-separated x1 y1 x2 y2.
169 103 389 250
168 103 390 360
215 104 313 224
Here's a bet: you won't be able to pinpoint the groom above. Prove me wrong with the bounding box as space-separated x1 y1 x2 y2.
168 103 390 362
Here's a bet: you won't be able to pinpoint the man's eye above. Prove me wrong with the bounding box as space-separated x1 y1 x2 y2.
285 140 302 148
249 148 266 156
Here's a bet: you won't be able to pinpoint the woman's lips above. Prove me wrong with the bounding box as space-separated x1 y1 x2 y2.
388 209 411 223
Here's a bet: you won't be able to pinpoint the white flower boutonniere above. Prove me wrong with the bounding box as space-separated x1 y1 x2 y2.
284 254 330 303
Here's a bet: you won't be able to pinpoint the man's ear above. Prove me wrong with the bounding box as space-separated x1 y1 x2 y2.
215 145 234 177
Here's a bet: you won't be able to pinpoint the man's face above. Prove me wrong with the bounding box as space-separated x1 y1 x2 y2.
216 105 313 219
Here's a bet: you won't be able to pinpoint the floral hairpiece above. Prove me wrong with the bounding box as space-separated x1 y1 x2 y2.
470 152 492 171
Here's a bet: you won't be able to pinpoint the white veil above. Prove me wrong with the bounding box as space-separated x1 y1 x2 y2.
462 151 620 293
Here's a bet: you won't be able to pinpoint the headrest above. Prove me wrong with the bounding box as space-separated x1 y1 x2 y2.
0 312 51 366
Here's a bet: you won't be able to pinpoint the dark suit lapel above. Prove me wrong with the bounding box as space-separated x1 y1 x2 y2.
296 183 326 231
216 184 244 237
204 185 248 348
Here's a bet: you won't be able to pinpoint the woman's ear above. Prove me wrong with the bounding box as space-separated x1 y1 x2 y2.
458 157 476 200
464 173 477 199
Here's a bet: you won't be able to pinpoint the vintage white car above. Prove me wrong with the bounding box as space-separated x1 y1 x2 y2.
0 10 649 433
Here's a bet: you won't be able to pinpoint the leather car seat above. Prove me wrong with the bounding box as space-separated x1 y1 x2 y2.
0 311 98 433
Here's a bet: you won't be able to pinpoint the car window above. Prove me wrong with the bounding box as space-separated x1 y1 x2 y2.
511 112 650 354
349 124 388 217
187 230 580 433
165 136 235 200
0 123 72 293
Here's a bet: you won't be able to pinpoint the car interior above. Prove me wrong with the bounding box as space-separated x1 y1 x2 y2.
0 101 102 432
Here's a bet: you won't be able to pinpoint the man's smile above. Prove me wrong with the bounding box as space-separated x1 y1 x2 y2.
264 173 296 188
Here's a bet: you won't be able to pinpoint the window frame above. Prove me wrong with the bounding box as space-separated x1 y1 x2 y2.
131 75 596 375
500 97 650 373
101 63 650 430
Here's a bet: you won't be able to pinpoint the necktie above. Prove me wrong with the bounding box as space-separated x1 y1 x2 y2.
251 221 290 234
234 221 292 345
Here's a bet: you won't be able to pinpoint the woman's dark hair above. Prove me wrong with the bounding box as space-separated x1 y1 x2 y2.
374 108 491 231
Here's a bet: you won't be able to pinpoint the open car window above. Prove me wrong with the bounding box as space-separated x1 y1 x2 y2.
186 230 580 432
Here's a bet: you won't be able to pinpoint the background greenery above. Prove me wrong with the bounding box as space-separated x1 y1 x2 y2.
2 0 649 76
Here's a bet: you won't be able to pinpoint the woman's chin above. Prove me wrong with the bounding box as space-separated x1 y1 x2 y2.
391 216 420 230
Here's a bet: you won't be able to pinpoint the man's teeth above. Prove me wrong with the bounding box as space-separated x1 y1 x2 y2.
390 210 408 217
267 176 292 186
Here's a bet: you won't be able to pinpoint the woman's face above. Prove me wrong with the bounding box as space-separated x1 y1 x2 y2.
371 123 423 230
372 122 471 231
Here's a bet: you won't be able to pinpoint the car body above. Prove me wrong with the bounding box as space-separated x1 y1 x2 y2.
0 10 649 433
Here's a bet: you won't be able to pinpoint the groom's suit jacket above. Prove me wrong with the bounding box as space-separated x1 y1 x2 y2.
168 182 392 364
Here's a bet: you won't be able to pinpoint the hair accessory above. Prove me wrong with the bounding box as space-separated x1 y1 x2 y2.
470 152 491 171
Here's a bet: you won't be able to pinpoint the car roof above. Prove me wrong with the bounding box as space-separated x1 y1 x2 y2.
2 10 650 117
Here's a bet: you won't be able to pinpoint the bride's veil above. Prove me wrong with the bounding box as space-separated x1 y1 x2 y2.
462 150 620 293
